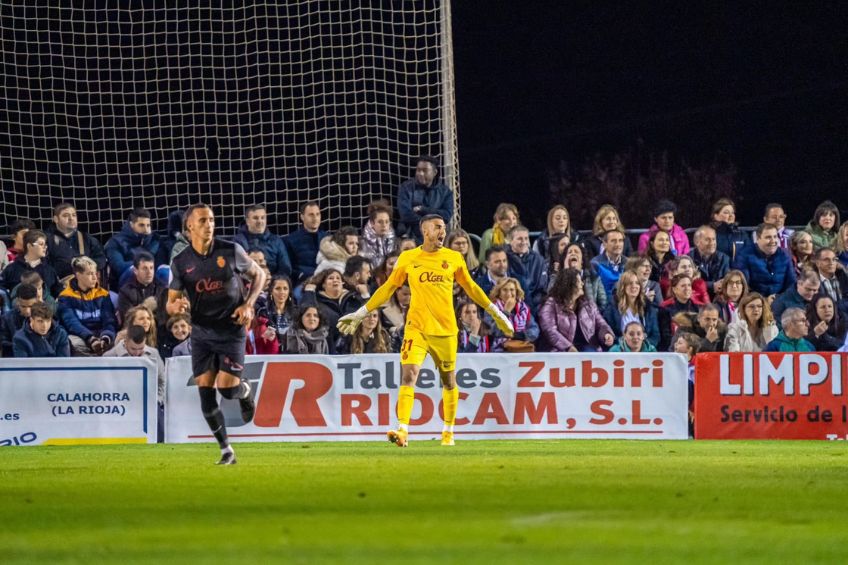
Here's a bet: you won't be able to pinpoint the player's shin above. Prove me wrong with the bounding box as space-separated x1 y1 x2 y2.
442 386 459 433
397 385 415 431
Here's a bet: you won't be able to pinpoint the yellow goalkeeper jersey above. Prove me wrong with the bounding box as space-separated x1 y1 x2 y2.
368 246 486 336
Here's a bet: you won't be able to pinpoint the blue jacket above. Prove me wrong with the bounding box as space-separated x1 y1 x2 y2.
770 286 809 329
396 179 454 242
232 224 292 277
590 253 626 300
506 249 548 312
603 301 661 348
712 221 749 261
104 222 166 289
732 244 796 297
13 322 70 358
284 228 327 284
57 280 118 342
1 309 27 357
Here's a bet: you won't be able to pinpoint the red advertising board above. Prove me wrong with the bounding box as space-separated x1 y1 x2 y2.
695 352 848 440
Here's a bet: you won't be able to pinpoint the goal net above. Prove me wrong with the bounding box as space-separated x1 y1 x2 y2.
0 2 460 240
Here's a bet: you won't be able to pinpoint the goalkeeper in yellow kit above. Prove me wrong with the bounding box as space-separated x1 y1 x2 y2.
338 215 514 447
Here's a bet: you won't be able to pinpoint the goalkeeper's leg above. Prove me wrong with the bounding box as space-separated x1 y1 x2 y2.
440 371 458 446
387 363 418 447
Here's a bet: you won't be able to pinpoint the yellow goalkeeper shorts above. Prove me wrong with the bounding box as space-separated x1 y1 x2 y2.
399 326 458 373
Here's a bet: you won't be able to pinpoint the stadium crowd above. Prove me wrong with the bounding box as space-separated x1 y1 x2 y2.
2 158 848 373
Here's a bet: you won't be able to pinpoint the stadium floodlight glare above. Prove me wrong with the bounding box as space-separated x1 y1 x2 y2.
0 2 460 238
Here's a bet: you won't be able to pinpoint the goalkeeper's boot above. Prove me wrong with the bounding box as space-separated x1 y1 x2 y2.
216 449 237 465
239 380 255 424
387 428 408 448
441 431 455 446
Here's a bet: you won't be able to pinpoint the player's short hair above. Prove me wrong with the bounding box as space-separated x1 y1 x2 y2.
245 203 266 217
29 301 52 320
419 214 444 227
23 229 46 249
17 283 38 301
485 245 508 262
128 207 151 223
344 255 370 278
127 325 147 345
133 250 155 268
183 203 212 230
300 200 320 214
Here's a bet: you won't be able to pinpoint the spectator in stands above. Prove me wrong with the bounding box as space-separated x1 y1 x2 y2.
336 310 391 354
256 275 297 346
315 226 360 276
104 207 165 289
284 201 327 285
247 249 273 295
603 270 660 348
709 197 748 261
117 251 166 326
661 255 709 305
672 330 700 429
246 309 280 355
5 218 35 265
396 156 454 243
645 230 673 283
659 274 700 350
160 312 191 359
2 229 62 297
170 314 194 358
533 205 582 263
557 242 606 309
372 250 401 290
609 321 657 353
447 228 480 275
591 229 627 301
484 277 539 351
46 202 107 282
583 204 633 259
161 209 187 263
475 246 513 297
114 304 157 349
733 223 796 299
12 301 69 358
836 221 848 268
0 283 39 357
637 199 690 256
342 256 373 306
624 256 662 307
713 269 748 323
765 308 814 352
691 225 730 296
232 204 292 278
814 247 848 304
381 284 410 345
804 200 841 251
788 231 815 277
301 268 358 335
456 300 493 353
758 203 793 252
545 233 571 278
104 324 166 440
398 238 417 252
477 203 519 264
772 270 821 329
806 295 846 351
672 303 728 353
724 292 777 352
359 200 397 269
280 305 334 354
505 225 547 312
539 267 614 352
58 256 117 356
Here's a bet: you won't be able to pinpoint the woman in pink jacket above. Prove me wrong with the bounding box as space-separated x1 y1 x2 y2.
637 199 690 257
539 267 615 352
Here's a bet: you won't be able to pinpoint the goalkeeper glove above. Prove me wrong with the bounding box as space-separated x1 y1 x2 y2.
486 303 515 337
337 305 370 336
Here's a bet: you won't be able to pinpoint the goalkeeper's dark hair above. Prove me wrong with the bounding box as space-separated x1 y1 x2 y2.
419 214 444 227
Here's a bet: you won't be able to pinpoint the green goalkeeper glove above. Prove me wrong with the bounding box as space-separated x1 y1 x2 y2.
337 306 370 336
486 303 515 337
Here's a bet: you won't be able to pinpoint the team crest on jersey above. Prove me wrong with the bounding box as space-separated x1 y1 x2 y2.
217 256 225 268
441 261 449 270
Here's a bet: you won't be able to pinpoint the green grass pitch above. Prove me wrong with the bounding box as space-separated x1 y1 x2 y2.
2 440 847 564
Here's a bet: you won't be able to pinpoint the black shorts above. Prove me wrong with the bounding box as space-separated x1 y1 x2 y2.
190 324 247 379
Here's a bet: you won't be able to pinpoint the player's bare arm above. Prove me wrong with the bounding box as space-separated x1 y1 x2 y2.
166 289 189 316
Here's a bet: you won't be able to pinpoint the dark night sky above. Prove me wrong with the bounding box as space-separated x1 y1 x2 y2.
451 2 848 233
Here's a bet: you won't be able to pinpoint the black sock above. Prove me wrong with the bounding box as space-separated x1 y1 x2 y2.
219 381 249 400
198 386 228 449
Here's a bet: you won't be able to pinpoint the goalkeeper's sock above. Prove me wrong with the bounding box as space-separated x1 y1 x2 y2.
397 385 415 427
442 386 459 432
